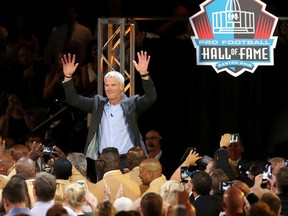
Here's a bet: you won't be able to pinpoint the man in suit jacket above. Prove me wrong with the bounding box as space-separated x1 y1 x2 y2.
61 51 156 181
88 147 141 203
190 170 223 216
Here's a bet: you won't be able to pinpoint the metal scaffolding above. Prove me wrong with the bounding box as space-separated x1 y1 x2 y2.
97 18 136 96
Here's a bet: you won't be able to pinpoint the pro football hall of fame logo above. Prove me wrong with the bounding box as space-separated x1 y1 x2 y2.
190 0 278 77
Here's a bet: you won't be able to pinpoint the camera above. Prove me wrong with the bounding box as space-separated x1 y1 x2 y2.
262 163 272 181
219 181 235 191
180 166 190 183
43 146 54 155
230 133 240 143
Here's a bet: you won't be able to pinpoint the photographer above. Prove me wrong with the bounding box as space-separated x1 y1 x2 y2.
214 133 253 185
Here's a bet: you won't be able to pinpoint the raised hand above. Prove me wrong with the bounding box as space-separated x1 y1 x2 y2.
132 50 150 74
220 133 231 148
184 149 202 167
60 53 79 78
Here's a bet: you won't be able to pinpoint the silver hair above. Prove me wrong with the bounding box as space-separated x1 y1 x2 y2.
66 152 87 177
104 71 125 86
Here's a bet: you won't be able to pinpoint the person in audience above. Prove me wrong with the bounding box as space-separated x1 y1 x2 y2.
247 201 276 216
63 182 96 215
53 157 73 204
205 159 219 174
172 190 196 216
43 4 93 68
215 133 253 185
140 192 163 216
88 147 141 203
95 200 116 216
0 92 36 143
246 160 270 197
24 132 47 173
210 168 228 199
159 179 184 215
8 15 41 60
127 157 166 213
232 179 259 206
139 158 166 196
1 174 32 215
274 167 288 215
145 130 162 160
9 143 30 160
113 196 133 212
114 210 141 216
260 191 282 216
159 179 184 206
190 170 222 216
15 156 37 206
0 137 10 190
1 136 15 152
145 130 176 178
222 186 246 216
11 43 49 118
30 172 57 216
0 152 14 180
66 152 90 182
46 203 69 216
124 146 148 194
269 157 286 176
65 152 98 214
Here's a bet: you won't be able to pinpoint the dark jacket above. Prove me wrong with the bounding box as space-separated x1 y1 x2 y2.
62 78 157 160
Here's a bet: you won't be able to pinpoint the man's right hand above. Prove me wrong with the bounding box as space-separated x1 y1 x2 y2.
220 133 231 148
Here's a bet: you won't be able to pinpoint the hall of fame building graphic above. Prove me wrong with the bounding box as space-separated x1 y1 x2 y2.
190 0 278 77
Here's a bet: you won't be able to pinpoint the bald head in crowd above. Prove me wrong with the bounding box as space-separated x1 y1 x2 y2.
139 158 162 186
15 157 36 179
222 186 246 216
0 152 15 176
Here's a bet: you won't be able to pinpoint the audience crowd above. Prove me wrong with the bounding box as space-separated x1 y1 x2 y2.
0 130 287 216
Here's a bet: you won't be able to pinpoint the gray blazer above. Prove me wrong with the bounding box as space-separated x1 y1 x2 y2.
62 78 157 160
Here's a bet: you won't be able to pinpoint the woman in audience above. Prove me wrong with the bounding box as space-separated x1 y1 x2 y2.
0 91 36 143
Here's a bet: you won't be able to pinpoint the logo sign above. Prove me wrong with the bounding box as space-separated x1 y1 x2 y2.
190 0 278 77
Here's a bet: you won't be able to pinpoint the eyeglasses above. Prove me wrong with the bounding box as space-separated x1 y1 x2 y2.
145 136 161 141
